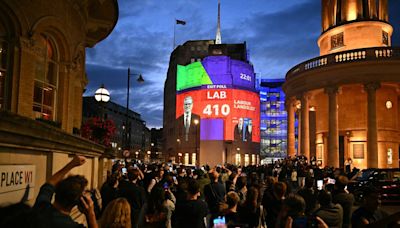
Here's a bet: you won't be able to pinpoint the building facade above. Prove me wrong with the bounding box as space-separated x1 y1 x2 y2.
260 79 298 163
150 128 163 162
0 0 118 207
163 40 260 166
82 96 151 159
283 0 400 169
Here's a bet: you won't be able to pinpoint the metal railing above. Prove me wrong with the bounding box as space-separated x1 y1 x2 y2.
286 47 400 80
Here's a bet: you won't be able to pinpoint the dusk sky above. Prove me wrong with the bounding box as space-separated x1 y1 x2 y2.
85 0 400 128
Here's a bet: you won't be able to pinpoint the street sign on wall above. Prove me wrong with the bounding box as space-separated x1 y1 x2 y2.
0 165 36 205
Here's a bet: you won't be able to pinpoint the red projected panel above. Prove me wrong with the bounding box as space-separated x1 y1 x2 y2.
176 88 260 142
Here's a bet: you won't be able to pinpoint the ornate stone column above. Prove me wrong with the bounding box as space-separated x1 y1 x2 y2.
286 97 296 157
325 86 339 168
300 93 310 159
365 82 380 168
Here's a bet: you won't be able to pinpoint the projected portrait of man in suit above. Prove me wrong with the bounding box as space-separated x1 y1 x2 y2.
234 117 244 141
177 96 200 142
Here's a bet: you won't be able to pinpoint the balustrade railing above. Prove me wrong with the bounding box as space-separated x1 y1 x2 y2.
286 47 400 79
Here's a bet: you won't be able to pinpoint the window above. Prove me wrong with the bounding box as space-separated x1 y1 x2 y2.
0 39 8 109
0 22 9 110
331 32 344 49
184 153 189 165
382 31 389 46
244 154 249 166
33 35 58 120
235 153 241 165
192 153 196 165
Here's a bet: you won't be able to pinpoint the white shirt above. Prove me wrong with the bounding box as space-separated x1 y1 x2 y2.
184 112 191 128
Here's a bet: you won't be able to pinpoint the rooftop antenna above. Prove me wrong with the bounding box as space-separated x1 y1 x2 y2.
215 0 222 44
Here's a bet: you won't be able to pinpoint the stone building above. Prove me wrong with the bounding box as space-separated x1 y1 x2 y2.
163 40 260 166
283 0 399 169
0 0 118 206
82 96 151 159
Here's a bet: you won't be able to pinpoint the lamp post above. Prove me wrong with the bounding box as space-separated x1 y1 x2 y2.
176 138 181 164
125 67 144 152
194 119 199 166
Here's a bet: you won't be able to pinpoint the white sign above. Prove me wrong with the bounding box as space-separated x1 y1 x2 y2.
0 165 35 205
388 148 393 165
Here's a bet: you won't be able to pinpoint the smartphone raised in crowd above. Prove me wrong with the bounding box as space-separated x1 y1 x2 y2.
122 167 127 175
317 180 323 190
213 216 226 227
163 182 169 190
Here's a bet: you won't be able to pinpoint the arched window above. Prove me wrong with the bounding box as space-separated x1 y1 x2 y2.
0 23 8 110
33 35 58 120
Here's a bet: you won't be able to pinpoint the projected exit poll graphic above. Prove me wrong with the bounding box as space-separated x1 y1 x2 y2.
176 56 260 143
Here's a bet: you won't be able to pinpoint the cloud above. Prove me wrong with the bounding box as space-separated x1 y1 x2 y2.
85 63 164 128
85 0 400 128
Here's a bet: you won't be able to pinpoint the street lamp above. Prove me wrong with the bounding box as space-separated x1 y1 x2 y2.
147 150 151 163
176 138 181 163
94 84 110 120
193 119 199 165
95 84 110 102
125 67 144 151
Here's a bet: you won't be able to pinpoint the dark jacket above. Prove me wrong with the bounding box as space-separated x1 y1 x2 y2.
118 180 147 226
314 203 343 228
332 191 354 228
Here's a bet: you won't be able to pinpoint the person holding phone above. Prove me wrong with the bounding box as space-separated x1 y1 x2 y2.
278 194 328 228
314 190 343 228
32 155 98 228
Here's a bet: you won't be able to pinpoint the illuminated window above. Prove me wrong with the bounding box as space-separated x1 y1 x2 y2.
33 35 58 120
382 31 389 46
235 153 241 165
251 154 256 165
184 153 189 165
331 32 344 49
244 154 249 166
192 153 196 165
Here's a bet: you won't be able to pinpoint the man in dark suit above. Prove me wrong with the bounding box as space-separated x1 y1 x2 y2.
234 117 244 141
176 96 200 144
245 119 253 142
118 168 146 226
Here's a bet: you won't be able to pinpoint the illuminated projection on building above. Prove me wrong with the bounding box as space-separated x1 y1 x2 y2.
176 56 260 145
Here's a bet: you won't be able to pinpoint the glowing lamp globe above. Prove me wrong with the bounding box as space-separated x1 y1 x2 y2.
95 85 110 102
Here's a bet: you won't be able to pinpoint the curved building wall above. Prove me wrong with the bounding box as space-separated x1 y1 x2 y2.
284 1 399 169
175 55 260 166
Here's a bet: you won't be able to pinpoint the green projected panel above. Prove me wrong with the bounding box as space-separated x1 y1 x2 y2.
176 62 212 91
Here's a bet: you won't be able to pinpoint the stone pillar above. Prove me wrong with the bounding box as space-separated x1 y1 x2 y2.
325 86 339 168
300 93 310 159
365 82 380 168
286 97 296 157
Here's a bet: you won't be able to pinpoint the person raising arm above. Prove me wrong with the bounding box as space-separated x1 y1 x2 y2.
33 155 97 228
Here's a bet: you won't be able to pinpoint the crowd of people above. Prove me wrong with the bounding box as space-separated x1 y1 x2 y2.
1 154 399 228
